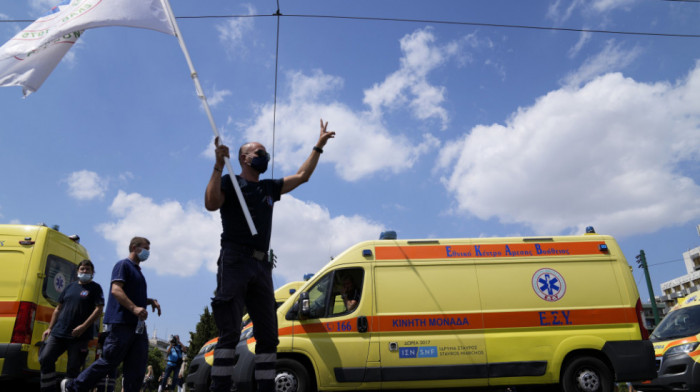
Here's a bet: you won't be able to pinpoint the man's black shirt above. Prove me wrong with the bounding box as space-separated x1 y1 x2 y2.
220 174 282 251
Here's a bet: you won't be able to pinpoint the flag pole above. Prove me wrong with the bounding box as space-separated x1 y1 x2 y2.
161 0 257 236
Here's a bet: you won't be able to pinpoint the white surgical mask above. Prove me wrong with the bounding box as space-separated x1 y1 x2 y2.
78 273 93 283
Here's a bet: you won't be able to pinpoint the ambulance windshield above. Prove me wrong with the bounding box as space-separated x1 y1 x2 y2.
651 306 700 341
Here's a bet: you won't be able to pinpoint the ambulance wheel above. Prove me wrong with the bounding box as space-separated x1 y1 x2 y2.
562 356 613 392
275 358 315 392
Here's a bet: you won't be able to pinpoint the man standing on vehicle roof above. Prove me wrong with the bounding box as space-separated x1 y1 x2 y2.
62 237 161 392
40 259 104 392
204 118 335 392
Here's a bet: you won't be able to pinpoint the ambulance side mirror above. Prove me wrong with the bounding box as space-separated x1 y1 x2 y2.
300 292 311 318
285 292 311 321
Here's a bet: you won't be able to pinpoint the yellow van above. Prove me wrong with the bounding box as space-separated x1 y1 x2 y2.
236 230 656 392
0 224 98 381
633 294 700 391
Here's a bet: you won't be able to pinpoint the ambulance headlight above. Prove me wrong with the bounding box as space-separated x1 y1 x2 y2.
240 327 254 341
665 342 699 357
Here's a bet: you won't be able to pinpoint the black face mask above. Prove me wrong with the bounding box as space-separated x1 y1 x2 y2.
251 156 268 173
250 149 269 173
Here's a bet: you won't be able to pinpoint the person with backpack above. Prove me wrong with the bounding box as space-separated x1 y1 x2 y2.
159 335 186 392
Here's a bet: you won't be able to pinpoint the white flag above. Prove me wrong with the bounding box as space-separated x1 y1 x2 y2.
0 0 175 60
0 31 82 96
0 0 176 95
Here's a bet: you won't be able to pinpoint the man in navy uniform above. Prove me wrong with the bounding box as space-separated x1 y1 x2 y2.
40 259 104 392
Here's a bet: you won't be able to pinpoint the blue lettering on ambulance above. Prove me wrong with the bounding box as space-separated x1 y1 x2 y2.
539 311 572 326
429 317 469 327
474 246 501 257
446 246 471 257
392 318 427 328
399 347 418 358
505 245 533 256
535 244 571 255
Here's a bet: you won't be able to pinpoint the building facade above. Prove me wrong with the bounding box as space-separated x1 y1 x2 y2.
659 243 700 313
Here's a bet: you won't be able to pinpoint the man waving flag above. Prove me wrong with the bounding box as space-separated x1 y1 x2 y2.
0 0 175 96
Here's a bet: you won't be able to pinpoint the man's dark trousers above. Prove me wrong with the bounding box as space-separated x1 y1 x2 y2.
39 335 89 392
65 324 148 392
210 246 278 392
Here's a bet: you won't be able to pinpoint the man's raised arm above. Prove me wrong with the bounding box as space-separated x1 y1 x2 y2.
282 118 335 194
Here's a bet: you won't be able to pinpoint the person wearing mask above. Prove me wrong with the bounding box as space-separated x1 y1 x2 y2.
62 237 161 392
204 119 335 392
40 260 104 392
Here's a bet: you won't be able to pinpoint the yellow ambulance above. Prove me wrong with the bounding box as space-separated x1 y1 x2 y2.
633 294 700 391
0 224 98 381
236 230 656 392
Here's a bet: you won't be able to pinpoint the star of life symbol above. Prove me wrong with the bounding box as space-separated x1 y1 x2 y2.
532 268 566 302
54 272 67 293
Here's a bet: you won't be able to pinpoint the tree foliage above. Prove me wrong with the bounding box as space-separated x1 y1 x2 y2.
147 346 164 380
185 306 218 372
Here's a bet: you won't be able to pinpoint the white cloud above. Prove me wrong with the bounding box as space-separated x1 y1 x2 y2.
65 170 108 201
206 87 232 108
547 0 635 23
568 31 592 58
29 0 55 14
563 40 642 87
96 191 221 277
363 27 455 130
591 0 637 13
271 196 385 282
0 13 9 20
96 191 384 280
437 63 700 237
216 5 255 55
547 0 586 23
241 70 440 182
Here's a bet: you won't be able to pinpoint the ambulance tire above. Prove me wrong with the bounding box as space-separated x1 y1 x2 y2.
562 356 613 392
274 358 315 392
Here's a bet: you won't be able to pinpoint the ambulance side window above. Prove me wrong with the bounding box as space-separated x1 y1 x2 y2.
43 255 77 305
331 268 364 316
307 273 333 319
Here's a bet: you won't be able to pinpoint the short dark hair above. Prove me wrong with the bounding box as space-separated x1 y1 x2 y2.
129 237 150 252
78 259 94 272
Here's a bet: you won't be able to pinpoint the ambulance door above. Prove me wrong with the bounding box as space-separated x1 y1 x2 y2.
375 263 489 390
292 266 372 390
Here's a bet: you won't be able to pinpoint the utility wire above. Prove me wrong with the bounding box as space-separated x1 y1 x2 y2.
647 258 684 267
2 13 699 38
174 13 700 39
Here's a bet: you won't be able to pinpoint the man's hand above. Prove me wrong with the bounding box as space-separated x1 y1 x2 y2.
42 329 51 341
71 324 87 338
214 136 229 169
133 306 148 320
317 118 335 148
149 299 162 316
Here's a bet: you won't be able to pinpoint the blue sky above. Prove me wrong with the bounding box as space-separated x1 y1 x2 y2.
1 0 699 344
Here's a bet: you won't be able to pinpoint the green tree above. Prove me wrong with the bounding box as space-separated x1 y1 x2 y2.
147 346 164 382
185 306 218 373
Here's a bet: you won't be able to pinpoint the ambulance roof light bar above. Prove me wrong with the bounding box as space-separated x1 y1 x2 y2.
380 231 397 240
